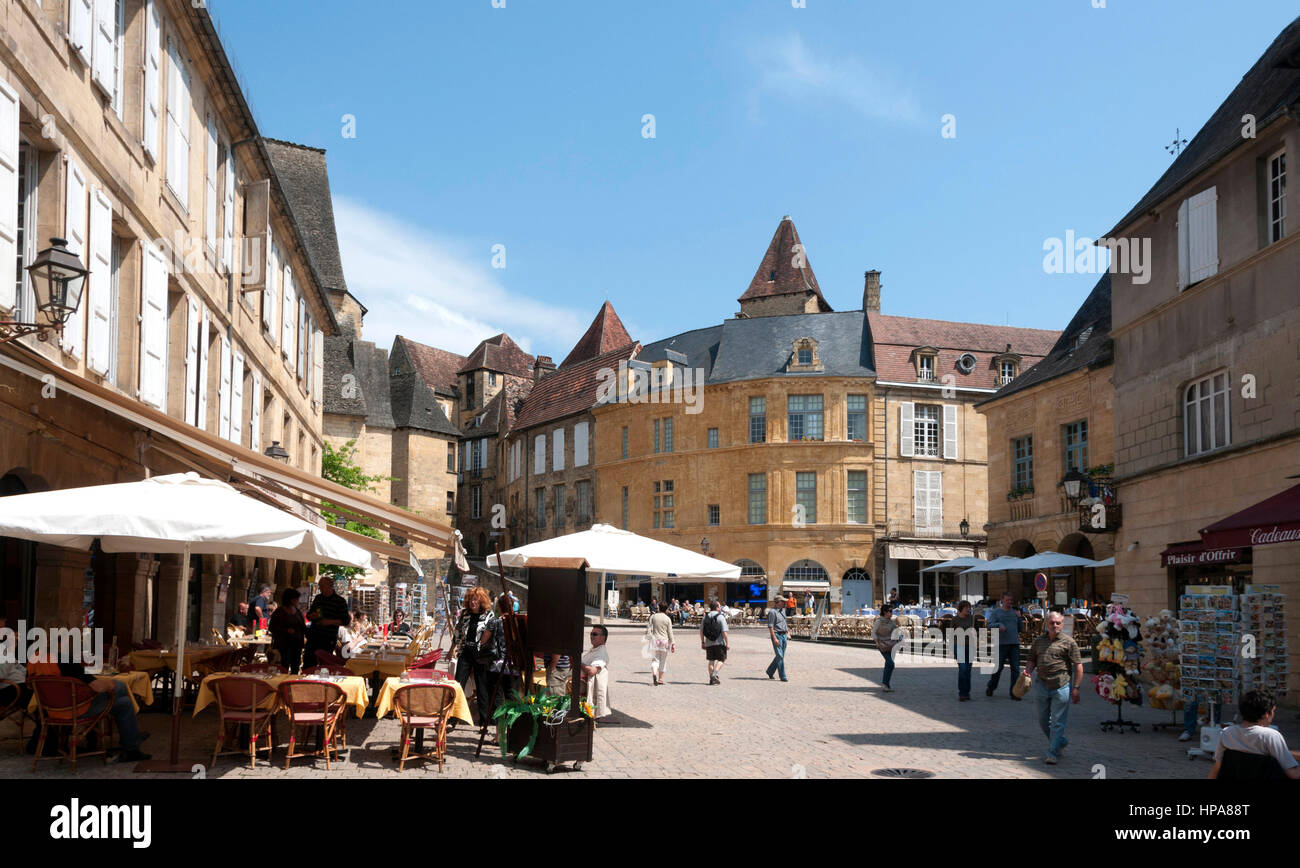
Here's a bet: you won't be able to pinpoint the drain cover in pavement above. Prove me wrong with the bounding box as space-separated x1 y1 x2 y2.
870 767 935 779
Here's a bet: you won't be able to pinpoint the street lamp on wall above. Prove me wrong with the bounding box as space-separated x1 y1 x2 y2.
959 518 970 539
3 238 89 344
263 441 290 463
700 537 711 556
1062 469 1088 505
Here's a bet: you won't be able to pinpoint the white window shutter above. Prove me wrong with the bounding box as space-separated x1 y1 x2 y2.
197 307 209 428
62 159 88 358
0 79 15 311
138 243 169 409
899 402 915 457
281 265 294 357
913 472 926 529
574 421 589 467
184 297 199 423
942 404 958 460
296 296 306 376
204 116 218 249
265 241 279 341
218 335 232 439
87 187 113 375
1176 198 1189 291
69 0 93 65
1187 187 1218 284
222 146 235 271
165 39 190 208
553 428 565 471
142 0 161 161
229 351 244 445
312 323 323 402
91 0 115 93
930 471 943 529
535 434 545 475
250 370 262 452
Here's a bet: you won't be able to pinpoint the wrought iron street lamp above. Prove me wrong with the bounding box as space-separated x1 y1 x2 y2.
700 536 711 556
959 518 970 539
3 238 89 344
263 441 290 463
1062 469 1088 505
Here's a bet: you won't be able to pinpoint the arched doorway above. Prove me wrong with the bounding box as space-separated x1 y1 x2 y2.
841 567 873 613
728 558 766 606
0 473 37 624
782 559 829 613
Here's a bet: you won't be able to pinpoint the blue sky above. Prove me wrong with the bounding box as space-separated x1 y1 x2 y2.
211 0 1298 358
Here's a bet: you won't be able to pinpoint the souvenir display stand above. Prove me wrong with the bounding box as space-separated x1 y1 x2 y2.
1092 602 1143 732
1178 586 1237 759
1141 609 1184 731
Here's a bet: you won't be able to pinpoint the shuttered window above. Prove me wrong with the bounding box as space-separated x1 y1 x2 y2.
553 427 565 471
142 0 161 160
229 351 244 445
0 79 18 311
942 404 958 460
91 0 116 96
1177 187 1218 290
573 421 589 467
913 470 942 532
86 187 114 375
250 371 262 451
197 307 209 427
205 115 218 250
534 434 545 475
217 335 232 439
184 297 200 424
281 263 295 361
165 38 191 208
138 243 169 409
62 158 87 358
70 0 94 65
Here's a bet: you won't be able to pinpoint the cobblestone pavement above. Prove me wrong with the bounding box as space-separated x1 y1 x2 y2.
4 626 1294 780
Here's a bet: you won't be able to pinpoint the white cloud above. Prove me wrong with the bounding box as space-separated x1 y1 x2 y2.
751 33 923 125
333 195 587 357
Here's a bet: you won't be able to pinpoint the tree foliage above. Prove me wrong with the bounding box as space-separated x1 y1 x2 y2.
320 440 389 581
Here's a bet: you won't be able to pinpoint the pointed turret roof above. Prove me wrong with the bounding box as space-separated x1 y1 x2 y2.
456 333 535 378
738 216 832 311
559 301 634 368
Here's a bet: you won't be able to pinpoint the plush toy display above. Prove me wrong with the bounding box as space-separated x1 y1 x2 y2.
1093 603 1143 707
1141 609 1183 710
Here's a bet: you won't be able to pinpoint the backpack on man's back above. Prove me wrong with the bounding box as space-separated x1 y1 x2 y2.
703 611 723 642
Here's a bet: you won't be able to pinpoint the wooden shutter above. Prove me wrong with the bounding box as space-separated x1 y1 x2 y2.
197 306 209 428
138 243 169 409
914 471 941 530
62 158 88 358
142 0 161 160
0 79 15 311
184 297 199 423
311 321 323 402
218 334 232 439
165 39 190 208
263 238 278 341
281 265 294 358
296 296 306 377
574 421 589 467
553 428 565 471
250 370 262 452
535 435 545 474
942 404 958 460
229 350 244 445
91 0 115 94
204 116 218 249
1186 187 1218 285
222 145 235 271
69 0 94 65
242 179 269 291
86 187 114 375
899 402 915 457
929 471 943 529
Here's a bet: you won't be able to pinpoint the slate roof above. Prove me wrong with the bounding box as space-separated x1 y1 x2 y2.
1107 15 1300 235
709 311 873 383
261 139 348 294
463 377 534 437
512 343 641 430
560 302 633 368
977 274 1113 406
867 313 1060 390
738 216 832 311
393 336 466 398
457 334 535 378
322 336 394 428
390 371 460 436
635 324 726 381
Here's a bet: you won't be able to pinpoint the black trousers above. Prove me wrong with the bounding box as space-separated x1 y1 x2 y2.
454 655 491 724
275 643 304 674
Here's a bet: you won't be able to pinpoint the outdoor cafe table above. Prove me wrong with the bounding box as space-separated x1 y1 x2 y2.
192 672 371 718
127 645 230 673
373 675 473 725
27 670 153 714
345 650 414 680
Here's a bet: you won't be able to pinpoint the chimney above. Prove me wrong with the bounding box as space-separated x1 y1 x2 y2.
534 355 556 383
863 270 882 312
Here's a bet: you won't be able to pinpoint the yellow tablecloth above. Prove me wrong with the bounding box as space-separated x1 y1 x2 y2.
127 646 229 673
192 673 370 718
27 671 153 714
345 654 413 679
374 677 473 724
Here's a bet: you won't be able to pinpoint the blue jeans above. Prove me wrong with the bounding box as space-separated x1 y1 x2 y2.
1034 680 1071 758
881 650 894 687
987 643 1020 693
766 633 787 680
88 681 142 751
957 662 973 698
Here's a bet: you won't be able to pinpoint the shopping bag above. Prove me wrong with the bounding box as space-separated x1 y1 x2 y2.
1012 670 1033 699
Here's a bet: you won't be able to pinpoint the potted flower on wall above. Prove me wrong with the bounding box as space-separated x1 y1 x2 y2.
1006 486 1035 501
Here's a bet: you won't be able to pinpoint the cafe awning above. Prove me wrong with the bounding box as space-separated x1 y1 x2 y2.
1199 481 1300 550
887 542 971 561
1159 540 1249 568
781 581 831 591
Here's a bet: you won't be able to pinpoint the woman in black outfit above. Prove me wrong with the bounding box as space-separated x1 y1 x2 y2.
453 586 496 724
269 588 306 674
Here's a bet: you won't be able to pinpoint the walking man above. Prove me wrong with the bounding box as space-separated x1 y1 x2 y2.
951 600 976 701
1024 610 1083 765
701 600 729 685
874 604 900 692
985 592 1023 699
766 598 789 682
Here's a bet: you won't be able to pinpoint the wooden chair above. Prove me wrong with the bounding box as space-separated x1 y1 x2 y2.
210 628 229 646
0 679 34 749
393 683 456 772
211 676 278 769
30 676 113 773
408 649 443 670
278 679 348 770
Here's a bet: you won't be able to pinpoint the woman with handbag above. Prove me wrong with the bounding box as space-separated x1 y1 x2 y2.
873 604 900 692
453 586 497 724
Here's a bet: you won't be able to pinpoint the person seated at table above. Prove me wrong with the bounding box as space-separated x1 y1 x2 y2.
249 585 274 630
269 588 306 674
230 601 252 633
392 609 413 638
0 618 29 713
1208 690 1300 780
580 625 613 721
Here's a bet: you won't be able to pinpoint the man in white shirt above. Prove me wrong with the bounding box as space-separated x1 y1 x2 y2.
1209 689 1300 780
580 625 613 721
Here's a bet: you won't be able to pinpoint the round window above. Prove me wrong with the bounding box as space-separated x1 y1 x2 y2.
956 353 977 374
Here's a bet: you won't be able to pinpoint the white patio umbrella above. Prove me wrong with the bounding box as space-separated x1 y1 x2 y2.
0 472 378 770
1013 551 1103 570
1091 556 1115 568
958 555 1029 574
919 557 988 572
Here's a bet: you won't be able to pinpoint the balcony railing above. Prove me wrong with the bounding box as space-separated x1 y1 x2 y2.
884 519 986 540
996 374 1015 386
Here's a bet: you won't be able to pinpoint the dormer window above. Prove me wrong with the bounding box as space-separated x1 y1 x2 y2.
992 352 1022 387
787 338 824 372
913 347 938 382
999 360 1016 384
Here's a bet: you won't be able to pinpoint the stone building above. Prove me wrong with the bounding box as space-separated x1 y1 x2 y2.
976 274 1116 604
500 303 638 555
1106 15 1300 696
0 0 451 642
592 217 1056 610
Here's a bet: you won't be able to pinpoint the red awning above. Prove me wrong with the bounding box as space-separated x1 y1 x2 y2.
1199 482 1300 550
1159 540 1249 568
